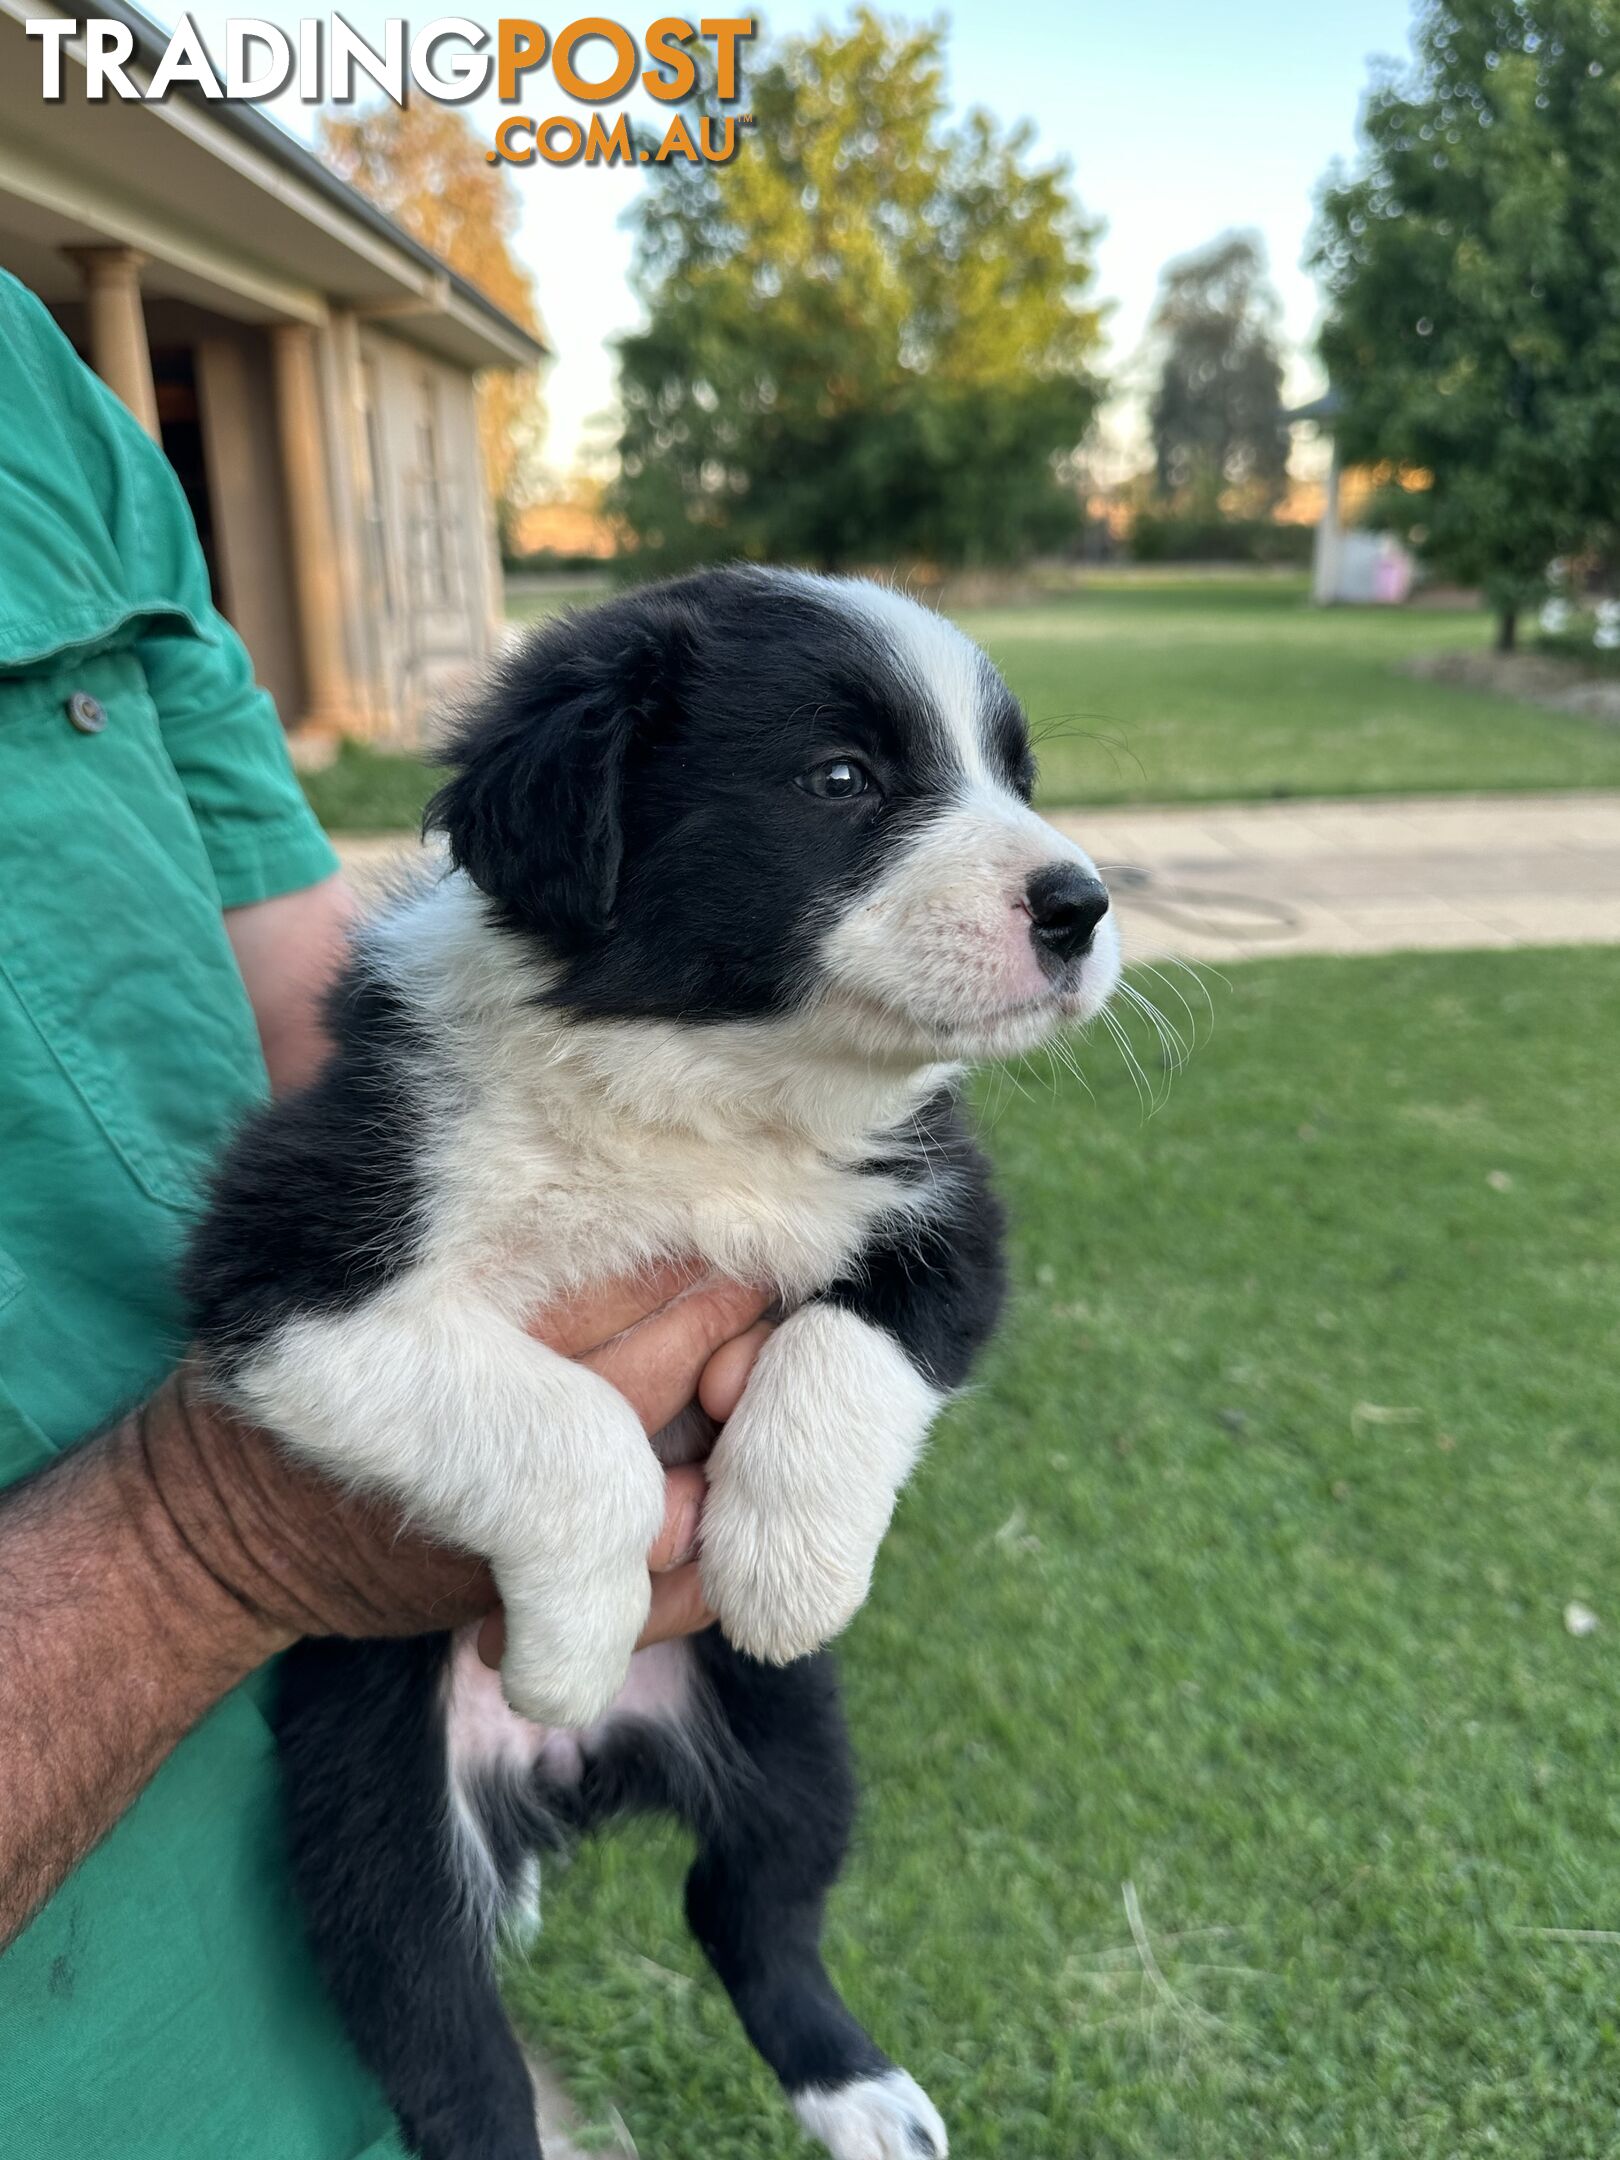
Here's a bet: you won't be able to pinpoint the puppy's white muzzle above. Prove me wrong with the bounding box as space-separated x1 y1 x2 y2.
818 786 1120 1057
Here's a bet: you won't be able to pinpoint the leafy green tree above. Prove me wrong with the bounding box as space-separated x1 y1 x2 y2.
612 9 1105 572
1148 233 1290 513
1312 0 1620 649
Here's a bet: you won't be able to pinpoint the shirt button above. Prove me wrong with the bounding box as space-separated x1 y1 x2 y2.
66 691 106 734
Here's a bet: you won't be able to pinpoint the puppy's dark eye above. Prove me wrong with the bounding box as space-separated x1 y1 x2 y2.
797 758 874 801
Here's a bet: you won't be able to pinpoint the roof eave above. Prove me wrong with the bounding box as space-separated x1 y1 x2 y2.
0 0 548 368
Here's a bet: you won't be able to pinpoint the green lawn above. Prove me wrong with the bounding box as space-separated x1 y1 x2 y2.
505 578 612 626
296 740 446 834
504 946 1620 2159
300 577 1620 832
956 578 1620 804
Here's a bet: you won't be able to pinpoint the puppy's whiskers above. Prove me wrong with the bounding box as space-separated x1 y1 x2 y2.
1129 964 1202 1054
1143 955 1223 1044
1117 980 1188 1077
1099 1003 1163 1118
1042 1028 1096 1106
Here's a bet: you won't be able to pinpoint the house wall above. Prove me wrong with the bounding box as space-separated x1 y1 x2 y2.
352 327 501 748
28 279 503 748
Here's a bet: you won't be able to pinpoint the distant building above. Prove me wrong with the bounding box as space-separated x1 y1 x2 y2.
0 0 545 746
1286 390 1416 607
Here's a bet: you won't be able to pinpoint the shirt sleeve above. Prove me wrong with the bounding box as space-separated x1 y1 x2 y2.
113 373 340 910
10 287 340 910
138 594 342 912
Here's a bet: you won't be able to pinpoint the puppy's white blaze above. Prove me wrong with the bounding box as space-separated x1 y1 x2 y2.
809 574 997 787
773 572 1120 1050
233 1282 666 1728
700 1304 944 1667
793 2069 949 2160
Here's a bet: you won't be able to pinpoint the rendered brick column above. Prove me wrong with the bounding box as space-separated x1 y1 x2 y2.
65 245 160 441
269 321 357 735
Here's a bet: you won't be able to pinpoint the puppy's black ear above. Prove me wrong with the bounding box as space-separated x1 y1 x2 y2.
426 603 682 946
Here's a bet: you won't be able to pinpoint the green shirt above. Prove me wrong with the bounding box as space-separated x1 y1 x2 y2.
0 274 406 2159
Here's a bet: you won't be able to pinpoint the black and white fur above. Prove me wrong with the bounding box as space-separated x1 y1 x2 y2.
186 567 1119 2160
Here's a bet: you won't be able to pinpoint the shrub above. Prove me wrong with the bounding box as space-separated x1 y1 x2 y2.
1128 513 1313 566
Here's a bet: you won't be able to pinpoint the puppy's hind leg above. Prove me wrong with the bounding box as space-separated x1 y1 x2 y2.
678 1633 948 2160
274 1635 545 2160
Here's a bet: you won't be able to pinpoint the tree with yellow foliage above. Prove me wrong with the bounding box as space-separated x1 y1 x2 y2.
319 101 547 546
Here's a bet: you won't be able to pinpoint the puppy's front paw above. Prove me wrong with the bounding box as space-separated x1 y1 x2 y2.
700 1304 941 1665
501 1644 630 1732
498 1553 654 1729
793 2070 948 2160
490 1391 668 1727
700 1466 872 1664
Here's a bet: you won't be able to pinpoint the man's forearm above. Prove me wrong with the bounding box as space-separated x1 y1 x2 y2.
225 873 357 1095
0 1403 279 1948
0 1280 764 1950
0 1359 499 1949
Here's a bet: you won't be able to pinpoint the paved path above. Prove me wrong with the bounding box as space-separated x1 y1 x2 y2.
335 790 1620 966
1047 789 1620 964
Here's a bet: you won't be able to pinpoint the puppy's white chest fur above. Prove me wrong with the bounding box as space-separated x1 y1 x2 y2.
391 874 942 1310
439 1097 909 1310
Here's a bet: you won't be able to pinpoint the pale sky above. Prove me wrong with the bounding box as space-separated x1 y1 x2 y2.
174 1 1422 477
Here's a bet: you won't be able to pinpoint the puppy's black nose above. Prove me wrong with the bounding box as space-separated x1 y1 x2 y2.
1026 863 1110 963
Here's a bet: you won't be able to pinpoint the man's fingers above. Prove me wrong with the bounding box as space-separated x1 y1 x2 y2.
477 1279 761 1680
477 1565 717 1670
648 1465 707 1573
638 1563 716 1648
581 1280 771 1436
698 1320 774 1423
527 1259 709 1359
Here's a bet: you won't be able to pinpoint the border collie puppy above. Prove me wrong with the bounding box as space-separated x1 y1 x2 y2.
186 566 1119 2160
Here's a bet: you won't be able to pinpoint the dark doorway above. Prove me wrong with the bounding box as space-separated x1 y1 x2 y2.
152 346 221 605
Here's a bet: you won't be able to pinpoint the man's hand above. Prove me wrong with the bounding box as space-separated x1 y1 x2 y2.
495 1263 774 1664
139 1262 770 1670
0 1265 770 1948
